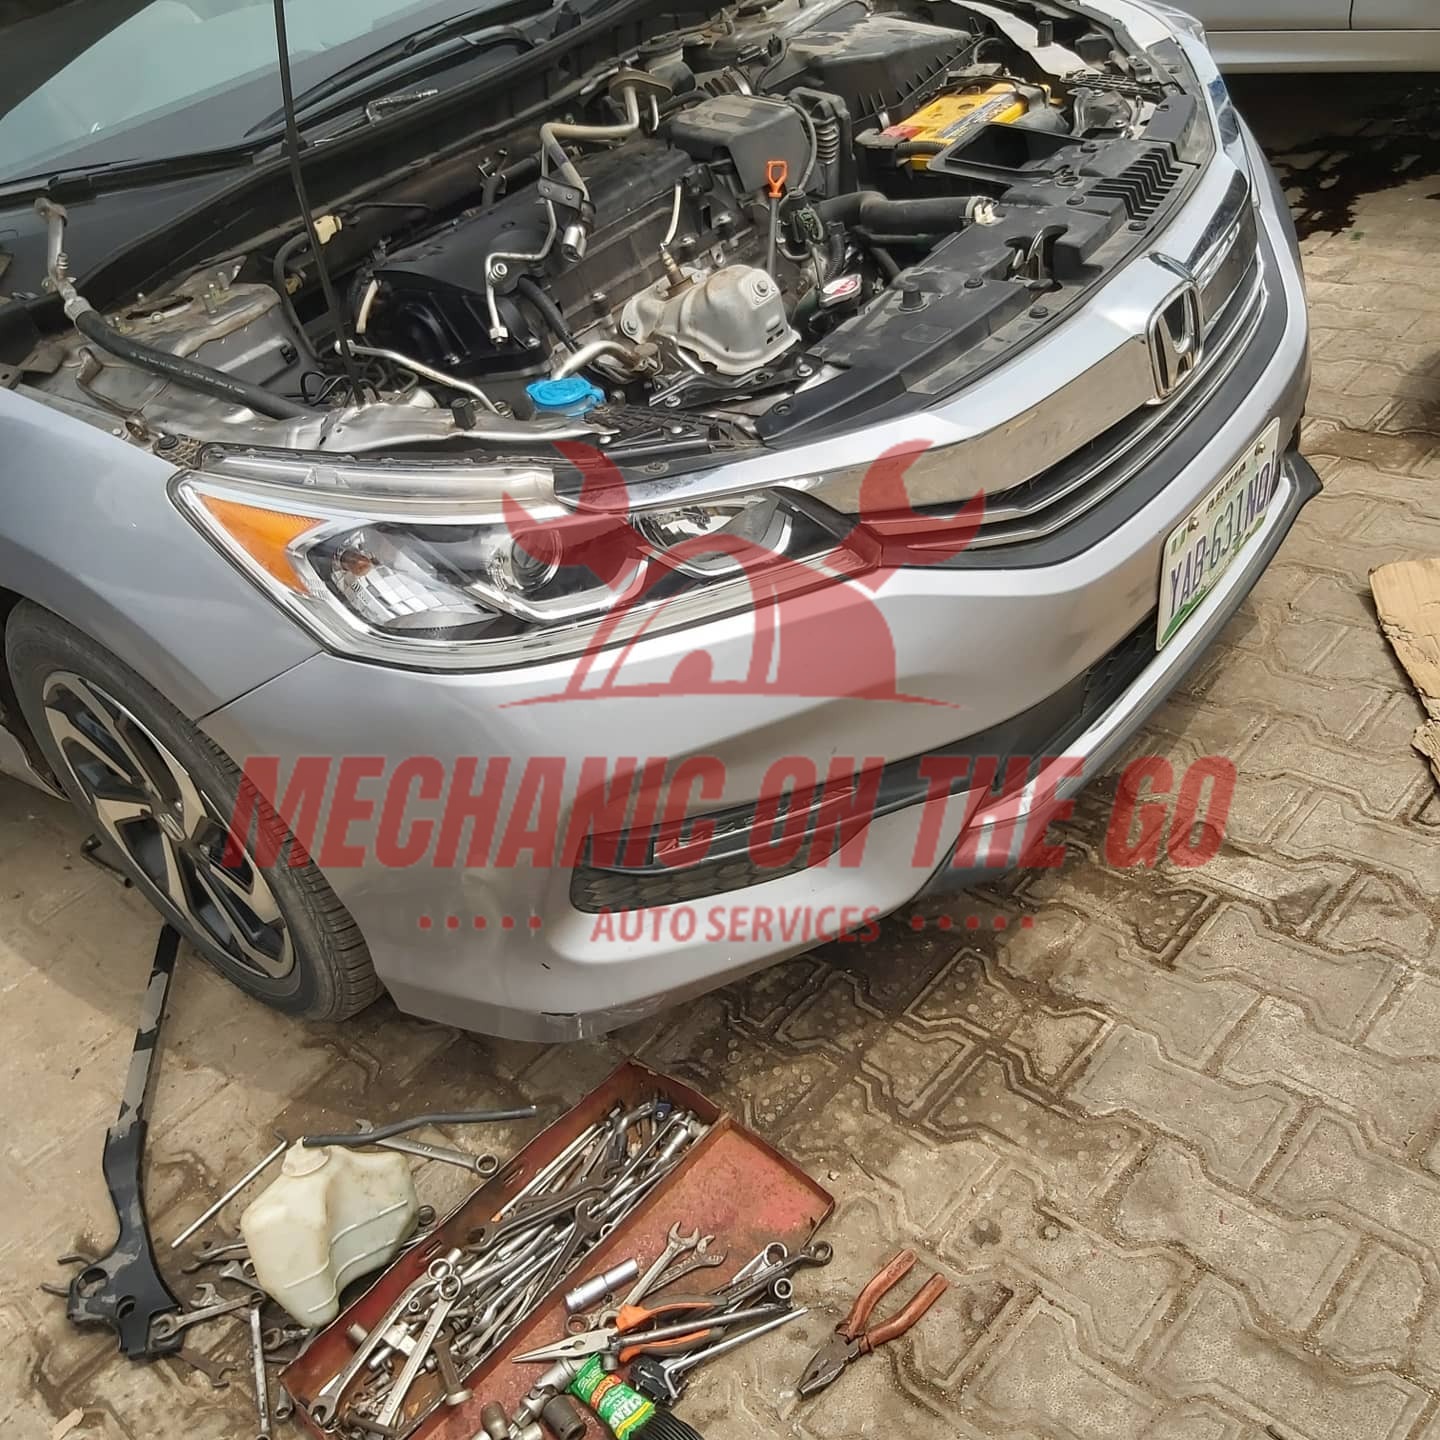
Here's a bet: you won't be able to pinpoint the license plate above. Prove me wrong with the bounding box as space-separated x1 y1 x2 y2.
1157 418 1281 650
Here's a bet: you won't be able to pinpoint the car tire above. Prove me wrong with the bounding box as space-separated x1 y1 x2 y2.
5 602 381 1022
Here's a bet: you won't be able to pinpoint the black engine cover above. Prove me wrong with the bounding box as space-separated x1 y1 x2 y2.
366 141 696 376
770 15 975 128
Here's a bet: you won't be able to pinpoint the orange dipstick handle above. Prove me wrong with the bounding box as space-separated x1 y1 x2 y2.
765 159 789 199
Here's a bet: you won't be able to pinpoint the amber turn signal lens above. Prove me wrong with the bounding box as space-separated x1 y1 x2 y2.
197 495 321 592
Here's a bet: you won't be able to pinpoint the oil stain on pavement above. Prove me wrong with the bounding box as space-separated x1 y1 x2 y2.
1233 74 1440 238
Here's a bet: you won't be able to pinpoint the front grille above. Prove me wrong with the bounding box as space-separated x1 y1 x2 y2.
1091 147 1185 222
960 200 1264 551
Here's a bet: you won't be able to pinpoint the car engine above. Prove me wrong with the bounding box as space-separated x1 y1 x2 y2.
20 0 1206 456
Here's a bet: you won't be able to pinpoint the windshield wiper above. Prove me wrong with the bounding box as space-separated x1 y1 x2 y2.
0 144 265 203
245 2 548 137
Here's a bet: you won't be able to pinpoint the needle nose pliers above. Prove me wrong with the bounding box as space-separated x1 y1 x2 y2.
797 1249 948 1397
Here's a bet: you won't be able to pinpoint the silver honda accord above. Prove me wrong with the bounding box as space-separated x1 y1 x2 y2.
0 0 1313 1039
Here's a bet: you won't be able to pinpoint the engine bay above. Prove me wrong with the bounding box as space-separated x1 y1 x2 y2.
20 0 1208 457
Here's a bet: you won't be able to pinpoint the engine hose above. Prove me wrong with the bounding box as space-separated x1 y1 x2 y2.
892 140 946 163
483 154 540 209
815 191 984 233
74 309 308 419
272 230 319 363
515 275 578 350
852 228 902 280
850 230 944 247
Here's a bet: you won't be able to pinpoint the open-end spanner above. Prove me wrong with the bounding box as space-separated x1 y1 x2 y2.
263 1323 311 1354
528 1196 606 1304
150 1286 264 1342
250 1305 271 1440
180 1239 250 1274
169 1346 237 1389
628 1224 703 1306
592 1224 701 1329
464 1184 607 1254
374 1267 463 1428
216 1258 259 1287
647 1236 727 1297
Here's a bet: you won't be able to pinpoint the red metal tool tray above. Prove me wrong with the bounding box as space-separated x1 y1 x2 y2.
283 1060 833 1438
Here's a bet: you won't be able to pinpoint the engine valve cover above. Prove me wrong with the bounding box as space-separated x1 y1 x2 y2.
619 265 798 377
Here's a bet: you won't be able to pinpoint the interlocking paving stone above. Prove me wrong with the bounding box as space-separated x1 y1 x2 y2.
1114 1140 1355 1332
1224 997 1440 1153
1178 904 1395 1040
1071 1027 1296 1188
972 1302 1161 1440
1264 1113 1440 1256
1317 1244 1427 1370
1150 1278 1429 1439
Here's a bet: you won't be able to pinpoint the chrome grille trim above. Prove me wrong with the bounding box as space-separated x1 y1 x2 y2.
961 252 1266 547
794 169 1258 518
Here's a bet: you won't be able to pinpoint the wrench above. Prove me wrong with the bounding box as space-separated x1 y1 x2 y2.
217 1259 259 1287
572 1238 727 1334
355 1121 499 1177
630 1307 807 1403
529 1196 606 1303
170 1346 236 1389
595 1224 701 1329
309 1257 458 1426
181 1240 249 1274
150 1287 264 1342
625 1224 705 1306
263 1324 311 1354
250 1305 271 1440
717 1240 833 1308
647 1237 728 1296
374 1268 463 1428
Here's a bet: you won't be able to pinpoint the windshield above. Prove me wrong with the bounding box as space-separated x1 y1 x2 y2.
0 0 504 183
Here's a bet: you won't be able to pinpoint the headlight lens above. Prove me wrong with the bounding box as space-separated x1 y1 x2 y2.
1148 28 1248 176
175 459 856 668
1145 3 1206 44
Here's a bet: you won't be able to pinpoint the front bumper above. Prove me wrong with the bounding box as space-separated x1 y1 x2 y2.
204 139 1313 1042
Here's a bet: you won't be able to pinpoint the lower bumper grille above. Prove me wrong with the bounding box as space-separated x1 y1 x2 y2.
569 617 1158 914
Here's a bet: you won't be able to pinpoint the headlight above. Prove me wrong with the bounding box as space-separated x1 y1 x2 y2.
1147 24 1248 176
174 454 859 669
1144 3 1206 44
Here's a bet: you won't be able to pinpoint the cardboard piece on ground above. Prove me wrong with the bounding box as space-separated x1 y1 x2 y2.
1370 557 1440 788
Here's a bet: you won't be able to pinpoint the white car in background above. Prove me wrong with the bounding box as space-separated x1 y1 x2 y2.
1175 1 1440 69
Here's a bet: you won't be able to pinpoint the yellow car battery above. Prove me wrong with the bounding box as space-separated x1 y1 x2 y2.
880 83 1038 165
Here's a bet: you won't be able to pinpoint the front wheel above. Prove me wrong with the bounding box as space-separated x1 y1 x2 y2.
6 603 380 1022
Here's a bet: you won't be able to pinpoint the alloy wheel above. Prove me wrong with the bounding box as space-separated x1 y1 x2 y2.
40 671 295 979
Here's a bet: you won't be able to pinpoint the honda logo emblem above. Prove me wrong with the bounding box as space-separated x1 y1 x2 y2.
1147 281 1203 401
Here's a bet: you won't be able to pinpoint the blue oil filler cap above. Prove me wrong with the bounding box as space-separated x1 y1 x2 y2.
526 376 605 416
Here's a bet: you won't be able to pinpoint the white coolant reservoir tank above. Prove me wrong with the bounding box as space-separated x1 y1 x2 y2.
240 1141 418 1327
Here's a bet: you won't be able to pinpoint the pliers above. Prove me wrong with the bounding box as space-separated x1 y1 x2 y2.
512 1300 785 1365
797 1249 948 1397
